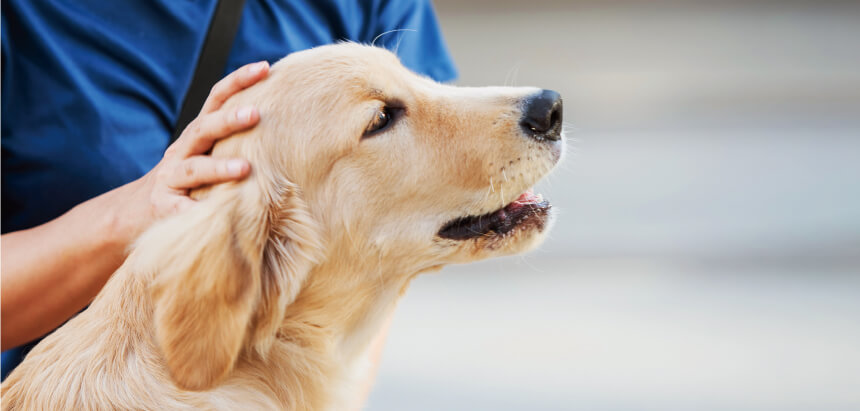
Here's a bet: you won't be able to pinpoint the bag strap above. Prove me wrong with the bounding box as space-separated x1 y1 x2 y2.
171 0 248 145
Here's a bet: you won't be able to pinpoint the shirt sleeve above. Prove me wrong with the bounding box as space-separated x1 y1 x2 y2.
370 0 458 83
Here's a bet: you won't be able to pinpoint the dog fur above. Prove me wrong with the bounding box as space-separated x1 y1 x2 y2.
1 43 563 410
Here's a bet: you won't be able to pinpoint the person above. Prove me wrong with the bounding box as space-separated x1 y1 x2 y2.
1 0 456 380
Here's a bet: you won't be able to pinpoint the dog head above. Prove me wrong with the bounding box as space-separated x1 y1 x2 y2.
252 43 564 267
140 43 564 390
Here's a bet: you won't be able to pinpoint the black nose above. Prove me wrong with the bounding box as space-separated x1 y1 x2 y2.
520 89 563 141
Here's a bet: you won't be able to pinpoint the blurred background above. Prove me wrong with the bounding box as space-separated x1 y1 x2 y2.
368 1 860 410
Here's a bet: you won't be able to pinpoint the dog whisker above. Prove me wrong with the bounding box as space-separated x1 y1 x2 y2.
371 28 417 48
516 253 545 274
393 29 417 55
503 61 522 87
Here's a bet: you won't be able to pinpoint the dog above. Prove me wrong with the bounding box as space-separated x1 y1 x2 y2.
1 43 564 410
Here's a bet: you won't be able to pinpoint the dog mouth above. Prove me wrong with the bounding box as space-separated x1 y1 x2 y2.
437 190 551 241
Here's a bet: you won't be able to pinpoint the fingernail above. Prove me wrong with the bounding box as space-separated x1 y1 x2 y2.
249 61 267 76
236 106 255 123
227 159 248 176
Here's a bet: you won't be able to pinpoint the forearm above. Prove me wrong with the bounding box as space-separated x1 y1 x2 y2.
1 185 135 349
0 62 266 351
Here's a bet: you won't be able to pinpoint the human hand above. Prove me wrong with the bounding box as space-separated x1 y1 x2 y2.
113 61 270 245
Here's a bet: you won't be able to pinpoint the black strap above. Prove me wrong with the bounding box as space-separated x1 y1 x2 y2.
171 0 247 145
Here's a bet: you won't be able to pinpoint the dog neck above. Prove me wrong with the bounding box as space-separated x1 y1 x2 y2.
279 260 411 358
261 257 423 409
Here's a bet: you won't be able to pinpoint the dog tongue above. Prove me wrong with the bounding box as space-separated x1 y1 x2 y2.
513 189 538 205
506 189 540 213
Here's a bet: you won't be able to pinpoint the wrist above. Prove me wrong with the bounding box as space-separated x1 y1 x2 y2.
98 178 146 254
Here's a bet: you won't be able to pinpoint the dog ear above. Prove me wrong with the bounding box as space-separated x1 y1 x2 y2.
246 176 324 353
141 178 321 391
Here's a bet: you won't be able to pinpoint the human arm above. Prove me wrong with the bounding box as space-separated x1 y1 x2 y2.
0 61 270 350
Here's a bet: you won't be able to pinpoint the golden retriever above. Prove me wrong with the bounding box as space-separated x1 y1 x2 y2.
1 43 564 410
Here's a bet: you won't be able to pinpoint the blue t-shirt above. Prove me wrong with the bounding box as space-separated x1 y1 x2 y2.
1 0 456 379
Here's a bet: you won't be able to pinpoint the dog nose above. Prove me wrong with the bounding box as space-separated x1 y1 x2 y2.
520 89 563 141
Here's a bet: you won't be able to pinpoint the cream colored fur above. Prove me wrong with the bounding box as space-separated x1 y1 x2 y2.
1 44 563 410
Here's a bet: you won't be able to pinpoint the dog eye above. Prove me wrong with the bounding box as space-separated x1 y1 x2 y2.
363 107 395 137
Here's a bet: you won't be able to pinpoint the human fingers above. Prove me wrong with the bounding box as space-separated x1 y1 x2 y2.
201 61 269 114
167 105 259 158
166 155 251 190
